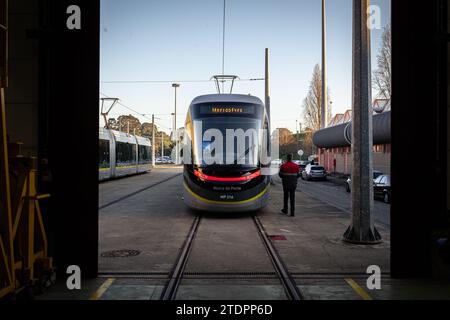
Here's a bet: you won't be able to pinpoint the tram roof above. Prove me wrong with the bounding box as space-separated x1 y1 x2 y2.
190 94 264 106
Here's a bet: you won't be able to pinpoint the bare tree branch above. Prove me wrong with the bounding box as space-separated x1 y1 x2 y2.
373 24 391 100
302 64 332 132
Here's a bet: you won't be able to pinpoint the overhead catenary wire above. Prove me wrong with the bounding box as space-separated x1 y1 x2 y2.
100 78 264 84
99 92 173 132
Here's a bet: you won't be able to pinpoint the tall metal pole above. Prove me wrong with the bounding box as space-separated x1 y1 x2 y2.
172 83 180 164
222 0 226 93
321 0 328 129
161 131 164 158
265 48 271 129
296 120 299 159
343 0 381 244
152 114 156 166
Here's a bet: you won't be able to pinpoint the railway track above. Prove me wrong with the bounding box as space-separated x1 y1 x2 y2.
99 172 303 300
159 214 303 301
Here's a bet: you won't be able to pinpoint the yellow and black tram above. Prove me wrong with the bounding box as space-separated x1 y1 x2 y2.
182 94 270 212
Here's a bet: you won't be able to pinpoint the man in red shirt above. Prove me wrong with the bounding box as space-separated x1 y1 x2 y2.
278 154 301 217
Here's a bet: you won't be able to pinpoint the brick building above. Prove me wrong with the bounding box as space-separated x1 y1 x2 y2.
313 99 391 175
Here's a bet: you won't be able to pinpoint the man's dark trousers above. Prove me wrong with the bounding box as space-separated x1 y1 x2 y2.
283 185 296 216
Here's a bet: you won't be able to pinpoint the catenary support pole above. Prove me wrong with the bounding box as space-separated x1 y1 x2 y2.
321 0 328 129
152 114 156 166
172 83 180 164
343 0 381 244
265 48 271 129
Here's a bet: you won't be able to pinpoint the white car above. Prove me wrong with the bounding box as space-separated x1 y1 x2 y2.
301 164 327 181
270 159 283 167
345 170 383 193
162 156 174 164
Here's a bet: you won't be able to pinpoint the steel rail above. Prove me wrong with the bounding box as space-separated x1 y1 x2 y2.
160 215 202 300
253 216 304 300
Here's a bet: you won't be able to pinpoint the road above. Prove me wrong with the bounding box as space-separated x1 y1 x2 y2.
96 168 391 299
288 177 391 229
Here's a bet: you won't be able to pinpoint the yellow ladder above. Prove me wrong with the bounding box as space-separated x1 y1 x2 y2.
10 154 53 289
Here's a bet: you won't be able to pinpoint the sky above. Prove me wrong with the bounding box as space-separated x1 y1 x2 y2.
100 0 391 133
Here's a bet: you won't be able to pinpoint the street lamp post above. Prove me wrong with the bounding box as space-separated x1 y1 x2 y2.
172 83 180 164
152 114 156 167
296 120 300 159
161 131 164 158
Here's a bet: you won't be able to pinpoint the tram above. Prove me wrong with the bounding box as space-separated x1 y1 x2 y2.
182 94 271 212
99 127 152 181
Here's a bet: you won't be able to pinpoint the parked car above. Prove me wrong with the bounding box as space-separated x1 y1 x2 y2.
299 161 309 172
293 160 308 172
301 164 327 181
162 156 174 164
345 170 383 193
271 159 283 167
374 175 391 204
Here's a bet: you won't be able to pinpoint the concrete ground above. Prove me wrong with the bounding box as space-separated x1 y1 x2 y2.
295 175 391 228
36 167 450 300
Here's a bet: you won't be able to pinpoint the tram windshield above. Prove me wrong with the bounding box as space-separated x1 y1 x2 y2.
192 117 262 169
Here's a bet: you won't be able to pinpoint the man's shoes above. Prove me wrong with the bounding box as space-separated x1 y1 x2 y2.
281 209 288 215
290 213 295 217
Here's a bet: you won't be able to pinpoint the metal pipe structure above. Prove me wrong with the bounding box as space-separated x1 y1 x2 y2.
313 111 391 149
343 0 381 244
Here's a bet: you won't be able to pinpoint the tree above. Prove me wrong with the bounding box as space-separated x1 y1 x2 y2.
116 115 142 135
302 128 315 158
302 64 332 132
373 24 391 100
141 122 157 139
276 128 295 157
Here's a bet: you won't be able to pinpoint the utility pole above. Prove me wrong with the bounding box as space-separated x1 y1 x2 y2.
343 0 381 244
172 83 180 164
152 114 156 166
321 0 328 129
265 48 271 128
296 120 300 159
161 131 164 158
222 0 226 93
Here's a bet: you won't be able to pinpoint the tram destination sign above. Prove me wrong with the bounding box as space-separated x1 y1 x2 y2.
200 105 256 115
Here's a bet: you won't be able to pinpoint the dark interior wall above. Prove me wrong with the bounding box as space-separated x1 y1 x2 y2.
4 0 448 281
6 0 99 278
391 0 449 278
39 0 100 277
6 0 39 155
447 1 450 277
